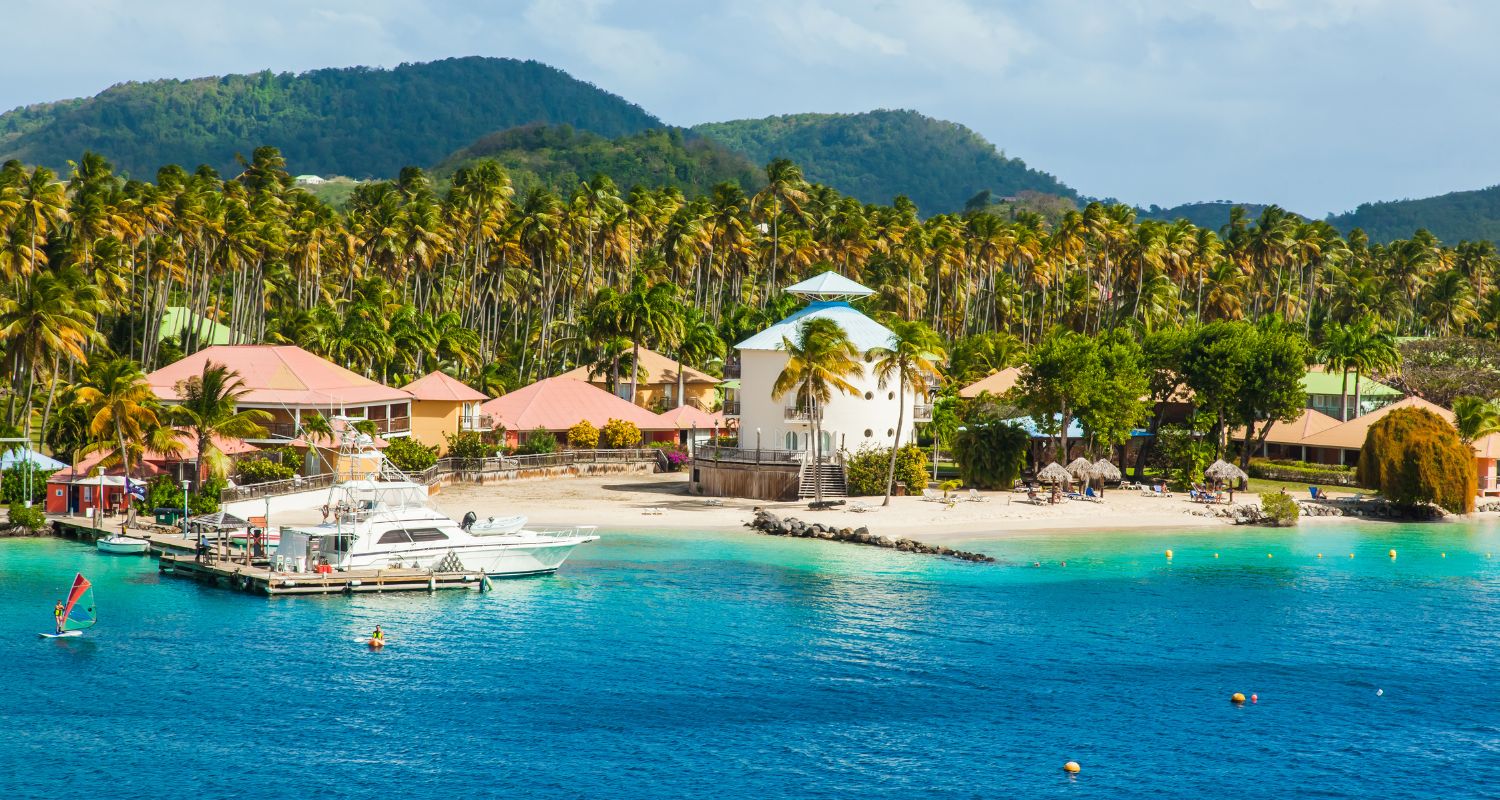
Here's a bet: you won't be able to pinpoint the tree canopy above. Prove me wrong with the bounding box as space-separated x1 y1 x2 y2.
1358 407 1476 513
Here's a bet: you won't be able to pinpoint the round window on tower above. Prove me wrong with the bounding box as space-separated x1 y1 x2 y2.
864 429 874 438
887 391 895 400
864 391 874 400
887 428 895 437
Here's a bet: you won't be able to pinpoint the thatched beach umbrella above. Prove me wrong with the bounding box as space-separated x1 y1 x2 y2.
1037 462 1072 486
1065 457 1097 481
1204 459 1248 483
1093 458 1122 482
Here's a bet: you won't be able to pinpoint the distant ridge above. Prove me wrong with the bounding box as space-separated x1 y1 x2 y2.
0 56 663 179
1327 184 1500 244
694 110 1075 215
1136 201 1300 230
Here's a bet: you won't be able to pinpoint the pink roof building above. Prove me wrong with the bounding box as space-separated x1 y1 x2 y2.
401 371 492 454
146 345 415 441
479 376 676 445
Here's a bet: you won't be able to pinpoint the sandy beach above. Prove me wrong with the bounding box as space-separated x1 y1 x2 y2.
432 473 1285 542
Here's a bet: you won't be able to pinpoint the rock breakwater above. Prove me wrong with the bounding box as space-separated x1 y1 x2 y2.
746 510 995 563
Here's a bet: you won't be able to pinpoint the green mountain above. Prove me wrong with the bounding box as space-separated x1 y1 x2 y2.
434 124 759 196
693 110 1075 214
1327 185 1500 243
0 56 662 179
1136 201 1293 230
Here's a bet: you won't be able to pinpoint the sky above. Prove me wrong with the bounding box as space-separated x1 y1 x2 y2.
3 0 1498 216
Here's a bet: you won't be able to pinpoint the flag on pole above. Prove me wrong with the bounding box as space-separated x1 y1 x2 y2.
125 478 146 502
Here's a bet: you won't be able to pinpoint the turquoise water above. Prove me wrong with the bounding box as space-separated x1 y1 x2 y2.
3 521 1499 798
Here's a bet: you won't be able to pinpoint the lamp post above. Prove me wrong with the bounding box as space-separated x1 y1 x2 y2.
181 479 191 541
756 428 762 464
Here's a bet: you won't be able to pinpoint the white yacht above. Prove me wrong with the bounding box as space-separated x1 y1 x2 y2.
276 479 597 577
273 427 597 578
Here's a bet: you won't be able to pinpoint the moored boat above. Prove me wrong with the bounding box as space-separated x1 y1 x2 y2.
96 534 150 554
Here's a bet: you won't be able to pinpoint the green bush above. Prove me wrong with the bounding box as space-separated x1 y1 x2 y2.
1247 459 1359 486
845 444 930 496
952 421 1029 490
516 428 558 455
384 436 438 472
6 504 46 533
600 418 642 448
236 456 298 485
1258 491 1300 526
190 476 225 515
444 431 497 459
1157 423 1215 488
567 420 600 448
1359 407 1476 513
0 464 50 506
145 475 186 510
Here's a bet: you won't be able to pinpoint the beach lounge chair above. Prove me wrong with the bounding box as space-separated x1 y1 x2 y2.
1084 486 1103 502
968 489 988 503
922 489 945 502
702 498 724 506
849 501 877 513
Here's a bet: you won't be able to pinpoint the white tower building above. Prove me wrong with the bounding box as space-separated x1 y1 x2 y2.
732 271 926 459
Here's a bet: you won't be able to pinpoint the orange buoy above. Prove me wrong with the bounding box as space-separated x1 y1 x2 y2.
1063 761 1081 774
1231 692 1246 704
1250 693 1258 704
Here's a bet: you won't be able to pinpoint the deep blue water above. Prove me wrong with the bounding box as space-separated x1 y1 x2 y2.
3 521 1499 798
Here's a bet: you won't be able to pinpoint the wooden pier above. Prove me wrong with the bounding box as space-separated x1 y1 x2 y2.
157 553 488 596
53 518 488 597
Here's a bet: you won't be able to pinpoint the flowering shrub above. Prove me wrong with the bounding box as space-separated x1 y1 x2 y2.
600 418 642 448
567 420 600 448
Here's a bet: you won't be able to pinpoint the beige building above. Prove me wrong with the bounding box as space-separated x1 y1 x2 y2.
560 346 719 412
401 371 492 455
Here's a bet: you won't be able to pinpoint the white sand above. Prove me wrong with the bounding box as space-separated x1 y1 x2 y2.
432 474 1270 542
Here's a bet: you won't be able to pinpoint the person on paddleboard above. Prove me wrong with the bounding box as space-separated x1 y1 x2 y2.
371 625 384 646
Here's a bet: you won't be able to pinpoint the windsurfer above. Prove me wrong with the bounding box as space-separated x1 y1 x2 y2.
53 601 64 634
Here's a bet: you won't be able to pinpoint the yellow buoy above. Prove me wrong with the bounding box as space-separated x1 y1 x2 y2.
1441 552 1446 558
1389 549 1397 559
1063 761 1081 774
1213 553 1219 558
1317 553 1323 558
1165 549 1174 559
1267 553 1273 559
1349 553 1355 558
1231 692 1246 704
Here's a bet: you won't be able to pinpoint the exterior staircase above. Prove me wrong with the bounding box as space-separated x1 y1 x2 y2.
797 459 847 500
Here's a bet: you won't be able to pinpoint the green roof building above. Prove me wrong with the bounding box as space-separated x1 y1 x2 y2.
1302 368 1401 421
158 307 232 347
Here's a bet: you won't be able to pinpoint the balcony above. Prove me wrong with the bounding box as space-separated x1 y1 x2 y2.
722 400 740 416
252 421 298 441
368 416 411 436
459 414 495 432
913 403 935 421
784 404 813 422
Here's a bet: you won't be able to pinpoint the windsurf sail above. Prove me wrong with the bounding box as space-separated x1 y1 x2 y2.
59 573 96 632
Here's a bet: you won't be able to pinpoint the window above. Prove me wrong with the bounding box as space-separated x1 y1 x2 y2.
378 530 412 544
407 528 449 543
864 429 873 437
888 391 895 400
887 428 895 437
864 391 874 400
785 431 799 450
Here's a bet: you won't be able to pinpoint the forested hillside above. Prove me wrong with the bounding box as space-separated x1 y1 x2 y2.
1327 185 1500 244
0 57 663 179
435 125 759 197
694 110 1075 214
1137 201 1291 230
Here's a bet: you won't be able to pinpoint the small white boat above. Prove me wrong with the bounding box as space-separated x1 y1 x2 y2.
96 534 150 555
465 514 528 535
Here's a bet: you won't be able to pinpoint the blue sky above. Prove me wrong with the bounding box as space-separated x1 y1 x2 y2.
4 0 1496 216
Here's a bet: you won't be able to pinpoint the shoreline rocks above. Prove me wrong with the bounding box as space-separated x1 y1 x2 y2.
746 510 996 563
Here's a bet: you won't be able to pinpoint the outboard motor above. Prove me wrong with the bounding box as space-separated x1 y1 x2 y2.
461 511 477 532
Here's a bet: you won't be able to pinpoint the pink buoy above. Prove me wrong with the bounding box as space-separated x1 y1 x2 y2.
1250 693 1258 704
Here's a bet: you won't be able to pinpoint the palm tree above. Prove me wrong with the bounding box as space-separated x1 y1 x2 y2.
673 307 723 408
617 275 679 404
1342 317 1401 419
0 269 102 431
1318 321 1355 421
170 362 270 483
74 358 177 495
772 317 861 504
867 320 946 506
1453 396 1500 444
753 159 808 300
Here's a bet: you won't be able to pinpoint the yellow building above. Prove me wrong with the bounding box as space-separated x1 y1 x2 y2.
401 371 492 455
559 346 719 411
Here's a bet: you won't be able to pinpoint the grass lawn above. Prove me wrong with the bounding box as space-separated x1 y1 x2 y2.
1245 476 1356 497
